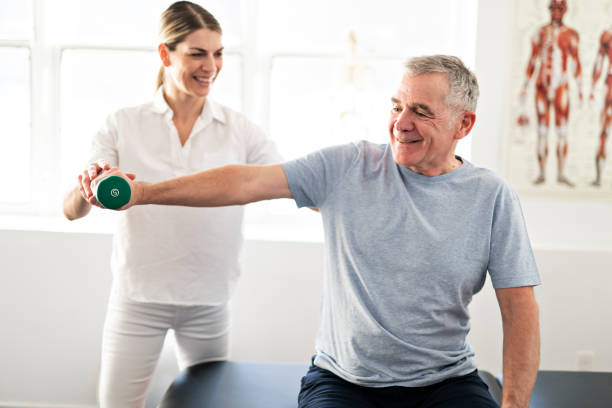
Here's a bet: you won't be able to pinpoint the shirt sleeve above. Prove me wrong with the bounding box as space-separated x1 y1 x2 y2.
487 183 541 289
88 113 119 168
245 123 282 165
281 142 360 208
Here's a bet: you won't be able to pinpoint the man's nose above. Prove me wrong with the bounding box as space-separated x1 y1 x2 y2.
395 109 415 132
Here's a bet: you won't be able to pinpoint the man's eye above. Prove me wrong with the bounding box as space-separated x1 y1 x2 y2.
214 52 223 57
190 53 204 57
392 105 402 112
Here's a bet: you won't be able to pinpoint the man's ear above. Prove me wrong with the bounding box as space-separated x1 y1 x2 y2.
455 111 476 140
158 43 171 67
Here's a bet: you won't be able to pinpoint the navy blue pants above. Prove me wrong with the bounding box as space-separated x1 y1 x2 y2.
298 364 499 408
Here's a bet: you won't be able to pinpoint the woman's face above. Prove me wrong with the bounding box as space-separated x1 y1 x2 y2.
161 28 223 99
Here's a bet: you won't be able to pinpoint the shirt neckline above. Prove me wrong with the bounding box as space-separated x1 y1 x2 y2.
151 88 227 125
394 153 471 183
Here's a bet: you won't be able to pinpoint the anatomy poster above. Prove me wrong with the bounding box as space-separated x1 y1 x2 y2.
506 0 612 199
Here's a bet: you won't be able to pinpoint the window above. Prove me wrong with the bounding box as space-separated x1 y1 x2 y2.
261 0 478 161
1 0 478 237
255 0 477 230
0 47 31 204
59 50 242 190
0 1 32 39
42 0 241 49
0 0 33 206
270 57 406 160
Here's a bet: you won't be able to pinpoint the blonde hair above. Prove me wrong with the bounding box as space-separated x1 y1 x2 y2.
156 1 222 89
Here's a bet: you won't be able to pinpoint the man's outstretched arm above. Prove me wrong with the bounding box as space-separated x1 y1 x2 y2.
94 164 293 209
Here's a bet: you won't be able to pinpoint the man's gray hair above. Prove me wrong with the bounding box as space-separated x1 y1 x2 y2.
404 55 479 112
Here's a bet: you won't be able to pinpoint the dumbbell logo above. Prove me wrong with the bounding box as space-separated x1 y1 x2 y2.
96 176 131 209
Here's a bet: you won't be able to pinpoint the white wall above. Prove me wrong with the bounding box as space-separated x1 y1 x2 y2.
0 230 325 407
2 230 612 407
468 249 612 375
468 0 612 374
473 0 612 252
2 1 612 407
0 230 111 407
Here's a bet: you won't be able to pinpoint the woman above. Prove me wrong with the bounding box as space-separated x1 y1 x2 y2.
62 2 280 406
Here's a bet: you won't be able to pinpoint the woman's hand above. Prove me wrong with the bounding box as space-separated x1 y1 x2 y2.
90 167 139 210
78 159 111 207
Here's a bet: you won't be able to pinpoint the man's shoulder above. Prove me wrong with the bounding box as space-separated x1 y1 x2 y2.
351 140 391 168
297 140 388 176
461 161 512 192
355 139 387 155
318 140 385 159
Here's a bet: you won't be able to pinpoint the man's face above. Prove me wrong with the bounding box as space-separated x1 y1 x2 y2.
388 72 466 176
549 0 567 22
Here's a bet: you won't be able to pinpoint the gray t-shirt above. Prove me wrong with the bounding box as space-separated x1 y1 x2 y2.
282 140 541 387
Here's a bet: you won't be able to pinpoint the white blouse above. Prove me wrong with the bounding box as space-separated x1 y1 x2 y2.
89 89 281 305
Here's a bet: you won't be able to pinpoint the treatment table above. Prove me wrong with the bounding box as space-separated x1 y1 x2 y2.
157 360 503 407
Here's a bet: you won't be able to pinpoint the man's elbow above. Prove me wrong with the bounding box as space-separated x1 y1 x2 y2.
62 198 77 221
63 206 88 221
63 210 76 221
62 195 91 221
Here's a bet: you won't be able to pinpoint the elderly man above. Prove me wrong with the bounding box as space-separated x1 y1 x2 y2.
83 55 540 408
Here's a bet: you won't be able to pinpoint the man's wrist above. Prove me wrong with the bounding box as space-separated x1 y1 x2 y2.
501 399 522 408
133 181 149 206
501 386 531 408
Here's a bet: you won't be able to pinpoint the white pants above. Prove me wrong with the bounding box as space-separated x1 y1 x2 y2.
98 289 230 408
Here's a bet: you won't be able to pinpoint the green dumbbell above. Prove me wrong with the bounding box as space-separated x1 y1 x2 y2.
94 175 131 209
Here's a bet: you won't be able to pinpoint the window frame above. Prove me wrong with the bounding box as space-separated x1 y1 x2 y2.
0 0 476 239
0 41 33 209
